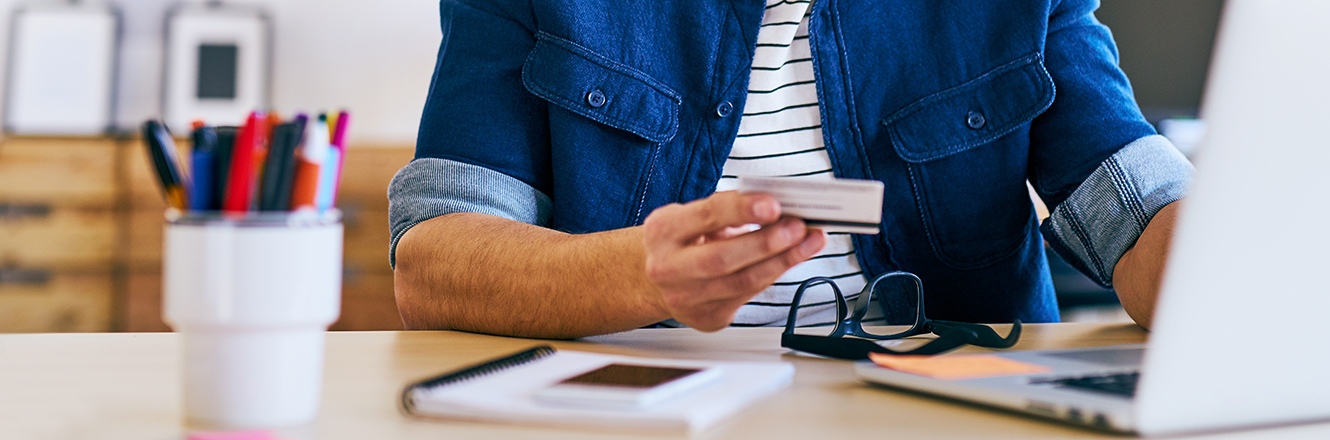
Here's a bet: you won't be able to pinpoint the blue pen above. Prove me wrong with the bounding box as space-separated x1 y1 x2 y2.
189 125 219 211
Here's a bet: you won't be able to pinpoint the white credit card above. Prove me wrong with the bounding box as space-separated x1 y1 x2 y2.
736 176 884 234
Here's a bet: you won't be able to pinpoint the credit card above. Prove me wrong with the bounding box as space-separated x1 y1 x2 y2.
736 176 884 234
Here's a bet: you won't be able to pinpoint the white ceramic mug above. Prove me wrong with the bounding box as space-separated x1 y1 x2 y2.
162 210 342 429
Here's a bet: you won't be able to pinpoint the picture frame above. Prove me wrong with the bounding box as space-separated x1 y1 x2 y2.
162 1 271 130
3 2 121 136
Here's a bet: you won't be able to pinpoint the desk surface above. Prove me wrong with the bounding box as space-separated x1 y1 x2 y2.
1 324 1326 440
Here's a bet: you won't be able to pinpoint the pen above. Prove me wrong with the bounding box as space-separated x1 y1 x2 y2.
189 125 219 211
142 120 188 210
258 115 307 211
223 112 264 213
251 112 278 187
328 110 350 206
211 126 238 211
289 114 330 210
314 147 339 211
327 112 339 142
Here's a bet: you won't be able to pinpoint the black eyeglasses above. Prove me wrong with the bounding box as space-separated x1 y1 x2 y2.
781 271 1022 360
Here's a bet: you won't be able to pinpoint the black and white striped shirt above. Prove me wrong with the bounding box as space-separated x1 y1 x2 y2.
718 0 878 327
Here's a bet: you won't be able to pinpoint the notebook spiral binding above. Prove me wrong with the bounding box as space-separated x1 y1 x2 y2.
399 345 558 415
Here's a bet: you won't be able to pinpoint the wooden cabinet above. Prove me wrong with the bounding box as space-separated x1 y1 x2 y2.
0 272 113 332
0 138 119 332
1 136 412 333
0 138 119 204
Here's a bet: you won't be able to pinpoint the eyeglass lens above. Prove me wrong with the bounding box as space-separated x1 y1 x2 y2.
855 272 926 338
785 279 850 337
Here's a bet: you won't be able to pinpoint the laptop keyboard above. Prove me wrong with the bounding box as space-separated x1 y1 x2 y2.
1044 372 1140 398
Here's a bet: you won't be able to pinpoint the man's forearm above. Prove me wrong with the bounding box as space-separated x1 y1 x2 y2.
393 212 670 338
1112 201 1182 330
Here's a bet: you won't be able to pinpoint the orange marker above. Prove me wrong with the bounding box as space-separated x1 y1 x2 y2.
288 114 330 210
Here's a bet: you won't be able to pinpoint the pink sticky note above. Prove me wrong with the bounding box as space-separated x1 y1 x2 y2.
869 353 1051 381
187 431 275 440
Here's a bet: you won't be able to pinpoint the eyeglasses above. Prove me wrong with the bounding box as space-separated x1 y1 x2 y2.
781 271 1022 360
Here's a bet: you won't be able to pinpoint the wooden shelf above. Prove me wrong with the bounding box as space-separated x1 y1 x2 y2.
0 136 414 333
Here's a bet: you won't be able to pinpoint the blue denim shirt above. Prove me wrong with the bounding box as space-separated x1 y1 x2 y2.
389 0 1194 325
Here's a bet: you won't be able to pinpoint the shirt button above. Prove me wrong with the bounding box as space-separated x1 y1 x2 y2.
586 89 608 108
716 101 734 118
966 111 986 130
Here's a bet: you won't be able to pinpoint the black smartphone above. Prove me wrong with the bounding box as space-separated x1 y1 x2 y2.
534 363 721 408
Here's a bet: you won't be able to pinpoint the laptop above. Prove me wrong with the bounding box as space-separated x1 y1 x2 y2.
856 0 1330 436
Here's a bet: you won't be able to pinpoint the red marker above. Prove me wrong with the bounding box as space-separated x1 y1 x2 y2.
223 112 264 213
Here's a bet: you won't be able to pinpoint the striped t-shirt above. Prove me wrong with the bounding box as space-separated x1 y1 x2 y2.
717 0 879 327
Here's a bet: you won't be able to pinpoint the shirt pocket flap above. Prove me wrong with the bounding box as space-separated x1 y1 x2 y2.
883 53 1055 163
523 32 682 143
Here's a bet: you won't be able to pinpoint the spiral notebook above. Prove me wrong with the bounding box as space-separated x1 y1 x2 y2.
400 346 795 434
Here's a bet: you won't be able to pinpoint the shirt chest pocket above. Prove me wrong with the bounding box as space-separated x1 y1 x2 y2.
520 31 682 230
883 53 1055 269
522 32 681 144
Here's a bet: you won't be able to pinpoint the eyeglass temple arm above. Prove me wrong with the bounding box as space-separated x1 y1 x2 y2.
781 333 885 360
929 319 1023 348
781 321 1024 361
850 321 1021 358
781 333 972 360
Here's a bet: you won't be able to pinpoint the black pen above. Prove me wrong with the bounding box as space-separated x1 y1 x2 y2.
142 120 187 209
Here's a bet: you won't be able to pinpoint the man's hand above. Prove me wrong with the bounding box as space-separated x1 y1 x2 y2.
643 191 827 332
395 191 824 338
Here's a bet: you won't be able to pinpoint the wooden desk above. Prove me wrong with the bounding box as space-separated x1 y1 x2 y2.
1 324 1326 439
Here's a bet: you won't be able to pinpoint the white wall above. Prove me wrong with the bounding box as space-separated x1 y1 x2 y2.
0 0 442 145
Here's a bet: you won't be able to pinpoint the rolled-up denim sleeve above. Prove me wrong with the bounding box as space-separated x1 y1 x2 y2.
1040 134 1193 287
389 0 554 268
387 158 553 268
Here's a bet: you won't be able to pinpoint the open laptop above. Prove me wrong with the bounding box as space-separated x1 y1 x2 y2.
856 0 1330 436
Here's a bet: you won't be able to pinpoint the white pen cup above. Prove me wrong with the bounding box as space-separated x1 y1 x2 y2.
162 209 343 429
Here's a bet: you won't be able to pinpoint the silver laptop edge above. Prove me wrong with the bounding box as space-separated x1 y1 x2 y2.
859 0 1330 436
858 345 1144 432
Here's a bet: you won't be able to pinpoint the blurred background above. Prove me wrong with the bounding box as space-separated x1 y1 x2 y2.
0 0 437 333
0 0 439 143
0 0 1222 333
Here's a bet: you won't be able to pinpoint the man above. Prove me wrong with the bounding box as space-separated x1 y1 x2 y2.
389 0 1193 338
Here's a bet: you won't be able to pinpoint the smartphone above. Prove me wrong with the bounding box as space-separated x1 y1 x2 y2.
533 363 721 408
